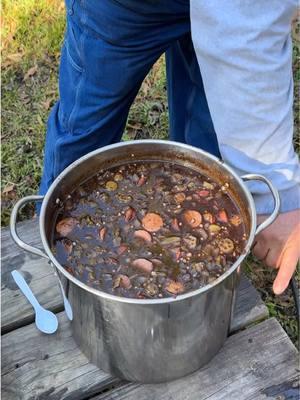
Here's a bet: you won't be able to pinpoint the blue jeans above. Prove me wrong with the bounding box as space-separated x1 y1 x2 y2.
39 0 220 195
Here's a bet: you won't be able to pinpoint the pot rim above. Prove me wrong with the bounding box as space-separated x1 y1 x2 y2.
40 140 256 304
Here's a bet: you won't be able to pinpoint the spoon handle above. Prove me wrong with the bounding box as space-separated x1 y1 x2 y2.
11 270 40 311
58 279 73 321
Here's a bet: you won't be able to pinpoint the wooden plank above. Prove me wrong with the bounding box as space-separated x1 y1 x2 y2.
230 274 268 332
1 312 117 400
2 318 298 400
1 220 268 333
93 318 299 400
1 219 63 334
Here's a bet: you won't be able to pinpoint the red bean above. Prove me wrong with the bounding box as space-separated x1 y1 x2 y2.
170 247 181 261
151 258 163 267
62 239 73 254
117 244 128 255
113 274 132 289
217 210 228 223
119 275 132 289
134 230 152 243
137 175 147 186
132 258 153 274
171 218 180 232
125 207 136 222
197 190 210 197
99 227 107 241
56 217 77 236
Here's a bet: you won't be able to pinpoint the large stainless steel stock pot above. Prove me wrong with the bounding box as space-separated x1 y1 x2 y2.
10 140 280 383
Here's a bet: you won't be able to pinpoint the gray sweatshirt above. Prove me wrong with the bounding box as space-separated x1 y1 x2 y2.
191 0 300 214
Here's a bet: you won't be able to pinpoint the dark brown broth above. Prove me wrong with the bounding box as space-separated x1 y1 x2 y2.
52 161 248 299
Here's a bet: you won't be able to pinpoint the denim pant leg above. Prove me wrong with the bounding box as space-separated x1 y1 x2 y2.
39 0 190 195
166 34 221 158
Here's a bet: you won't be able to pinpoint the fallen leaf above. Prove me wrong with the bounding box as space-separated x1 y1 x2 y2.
2 52 24 68
127 122 142 130
141 80 150 95
42 99 52 110
7 52 23 62
25 175 34 185
19 91 31 104
24 65 38 80
2 183 16 195
58 1 65 12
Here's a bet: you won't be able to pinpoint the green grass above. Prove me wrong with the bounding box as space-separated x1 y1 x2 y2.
1 1 299 345
2 0 65 67
2 0 66 221
244 256 299 347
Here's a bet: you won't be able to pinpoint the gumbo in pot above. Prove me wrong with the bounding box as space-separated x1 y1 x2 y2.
52 161 247 299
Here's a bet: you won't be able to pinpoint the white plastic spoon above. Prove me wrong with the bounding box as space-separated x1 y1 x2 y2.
11 270 58 334
57 279 73 321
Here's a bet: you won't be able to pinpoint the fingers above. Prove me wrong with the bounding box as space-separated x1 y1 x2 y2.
265 248 281 269
253 235 283 268
252 239 269 261
272 247 299 295
252 211 300 295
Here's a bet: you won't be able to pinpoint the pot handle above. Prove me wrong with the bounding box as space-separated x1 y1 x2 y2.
10 195 50 260
241 174 280 236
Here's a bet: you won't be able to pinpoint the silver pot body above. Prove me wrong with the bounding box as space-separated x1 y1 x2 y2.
10 140 280 383
68 270 236 382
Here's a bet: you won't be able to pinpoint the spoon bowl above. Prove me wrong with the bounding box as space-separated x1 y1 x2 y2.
35 306 59 334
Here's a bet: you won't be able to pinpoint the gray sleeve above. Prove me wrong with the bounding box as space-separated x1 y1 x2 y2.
191 0 300 214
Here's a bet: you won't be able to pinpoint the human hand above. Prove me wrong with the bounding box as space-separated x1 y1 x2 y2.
252 210 300 295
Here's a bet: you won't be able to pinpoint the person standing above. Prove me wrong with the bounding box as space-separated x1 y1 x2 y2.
40 0 299 294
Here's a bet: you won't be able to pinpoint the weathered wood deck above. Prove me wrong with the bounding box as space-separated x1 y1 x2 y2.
1 219 299 400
